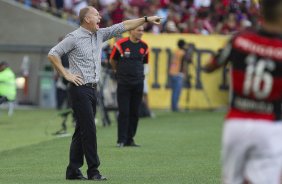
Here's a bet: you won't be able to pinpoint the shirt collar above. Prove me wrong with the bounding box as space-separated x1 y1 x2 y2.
79 26 95 35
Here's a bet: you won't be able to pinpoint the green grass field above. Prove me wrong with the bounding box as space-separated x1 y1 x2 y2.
0 108 225 184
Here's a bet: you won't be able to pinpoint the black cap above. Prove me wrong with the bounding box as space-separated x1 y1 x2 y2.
177 39 186 49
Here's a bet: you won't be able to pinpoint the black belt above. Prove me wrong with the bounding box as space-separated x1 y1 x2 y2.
84 83 97 89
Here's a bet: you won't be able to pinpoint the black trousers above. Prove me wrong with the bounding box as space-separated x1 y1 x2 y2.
56 88 68 110
117 82 144 144
66 84 100 178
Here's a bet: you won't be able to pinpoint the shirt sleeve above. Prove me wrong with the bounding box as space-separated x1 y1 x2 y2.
110 43 121 61
48 34 76 58
211 39 232 67
143 46 149 64
100 23 126 42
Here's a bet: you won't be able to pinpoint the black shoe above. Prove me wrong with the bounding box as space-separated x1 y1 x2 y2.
125 141 140 147
66 175 87 180
52 129 67 135
88 174 107 181
116 142 125 147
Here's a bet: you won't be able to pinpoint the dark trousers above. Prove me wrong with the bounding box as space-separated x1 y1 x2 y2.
117 82 143 144
0 96 8 104
66 85 100 178
56 88 68 110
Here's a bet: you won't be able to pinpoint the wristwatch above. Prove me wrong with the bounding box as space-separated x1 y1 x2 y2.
144 16 148 22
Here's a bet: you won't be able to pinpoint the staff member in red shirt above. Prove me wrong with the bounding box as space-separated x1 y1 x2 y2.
110 25 149 147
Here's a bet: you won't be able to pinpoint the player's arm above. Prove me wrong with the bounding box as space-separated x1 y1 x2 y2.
202 41 232 73
143 46 149 64
109 43 122 73
110 59 117 73
123 16 161 31
180 51 188 74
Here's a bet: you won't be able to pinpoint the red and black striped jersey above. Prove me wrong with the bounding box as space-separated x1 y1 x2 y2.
212 28 282 121
110 37 149 85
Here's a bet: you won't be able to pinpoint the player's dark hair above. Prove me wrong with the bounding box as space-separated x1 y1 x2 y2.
260 0 282 23
177 39 186 49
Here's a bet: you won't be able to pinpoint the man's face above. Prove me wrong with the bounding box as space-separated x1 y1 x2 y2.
131 26 144 41
85 7 101 32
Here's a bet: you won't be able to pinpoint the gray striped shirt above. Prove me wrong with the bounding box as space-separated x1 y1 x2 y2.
48 23 125 84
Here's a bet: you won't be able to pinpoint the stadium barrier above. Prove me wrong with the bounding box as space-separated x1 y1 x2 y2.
142 33 230 110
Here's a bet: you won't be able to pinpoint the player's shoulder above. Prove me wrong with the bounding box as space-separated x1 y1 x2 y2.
139 40 148 47
234 27 282 41
116 37 130 45
232 28 282 49
231 28 256 40
229 28 265 47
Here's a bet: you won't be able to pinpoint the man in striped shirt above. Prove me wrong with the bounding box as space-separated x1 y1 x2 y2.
48 6 161 181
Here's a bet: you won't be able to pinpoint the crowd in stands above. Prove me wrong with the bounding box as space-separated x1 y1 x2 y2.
15 0 260 34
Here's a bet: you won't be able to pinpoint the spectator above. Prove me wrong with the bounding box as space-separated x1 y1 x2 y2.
109 0 124 24
0 61 16 103
99 0 115 7
72 0 88 16
194 0 211 8
0 61 17 116
15 0 262 34
217 12 239 34
169 39 187 111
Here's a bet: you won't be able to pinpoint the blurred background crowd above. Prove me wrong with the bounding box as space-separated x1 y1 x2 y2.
15 0 260 34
